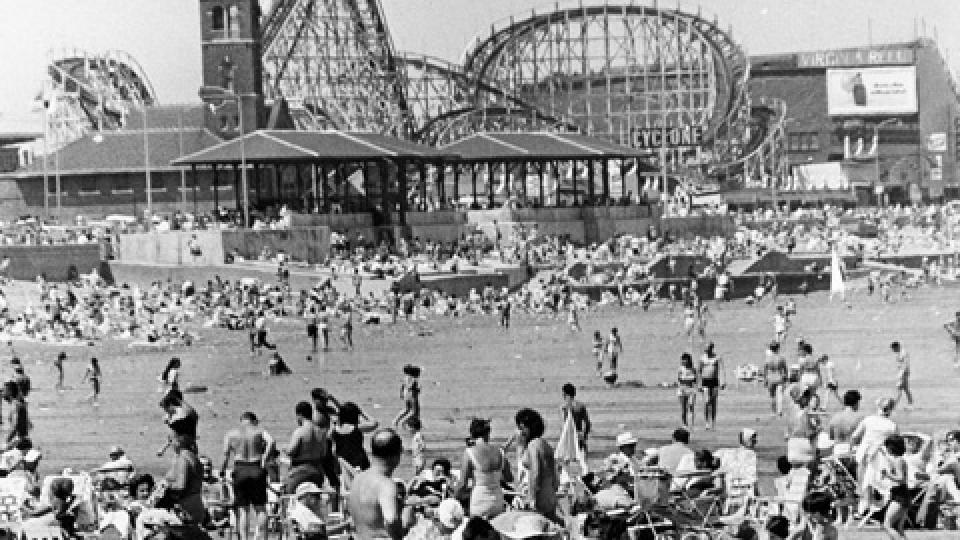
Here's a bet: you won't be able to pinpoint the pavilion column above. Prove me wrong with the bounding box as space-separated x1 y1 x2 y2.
398 160 408 226
621 158 627 201
311 163 318 213
487 161 495 208
436 163 445 208
362 161 370 213
504 162 511 204
296 164 304 211
571 160 579 206
471 164 478 209
341 163 349 213
521 162 528 202
320 163 327 211
191 165 199 215
602 159 610 202
587 159 596 205
453 164 460 205
275 164 282 208
212 164 219 210
419 162 428 211
553 161 561 207
254 164 262 210
538 161 545 207
379 160 389 224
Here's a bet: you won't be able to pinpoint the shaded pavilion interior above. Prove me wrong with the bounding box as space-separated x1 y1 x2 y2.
173 130 452 226
439 132 651 209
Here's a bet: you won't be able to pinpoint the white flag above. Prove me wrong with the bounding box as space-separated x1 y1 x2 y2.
830 246 845 299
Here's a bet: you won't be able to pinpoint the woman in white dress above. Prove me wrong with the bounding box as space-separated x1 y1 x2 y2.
850 397 898 516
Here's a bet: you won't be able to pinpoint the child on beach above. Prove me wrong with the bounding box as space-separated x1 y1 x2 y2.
81 357 102 403
393 364 421 429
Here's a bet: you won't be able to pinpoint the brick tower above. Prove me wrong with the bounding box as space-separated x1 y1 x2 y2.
198 0 264 137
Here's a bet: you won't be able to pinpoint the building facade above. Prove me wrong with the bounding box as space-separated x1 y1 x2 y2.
749 39 960 203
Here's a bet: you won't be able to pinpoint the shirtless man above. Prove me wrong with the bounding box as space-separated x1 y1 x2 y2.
944 311 960 368
348 429 415 540
221 411 275 540
891 341 914 409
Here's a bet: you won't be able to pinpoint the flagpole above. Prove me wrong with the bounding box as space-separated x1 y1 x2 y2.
42 100 49 217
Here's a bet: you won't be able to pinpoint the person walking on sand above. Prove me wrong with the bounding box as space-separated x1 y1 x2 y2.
53 351 66 390
890 342 913 409
81 357 102 403
606 327 623 372
392 365 421 429
944 311 960 369
592 331 604 374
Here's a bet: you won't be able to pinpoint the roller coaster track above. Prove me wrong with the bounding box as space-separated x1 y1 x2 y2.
395 53 579 145
44 48 157 148
259 1 783 183
260 0 411 134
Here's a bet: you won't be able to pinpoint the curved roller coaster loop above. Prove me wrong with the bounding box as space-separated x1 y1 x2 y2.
43 48 157 149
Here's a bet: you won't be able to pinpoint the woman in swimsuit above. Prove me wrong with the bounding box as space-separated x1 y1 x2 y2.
677 353 699 429
456 418 512 518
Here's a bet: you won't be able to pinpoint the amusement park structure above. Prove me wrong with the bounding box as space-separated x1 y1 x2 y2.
42 48 157 148
257 0 787 187
40 1 787 188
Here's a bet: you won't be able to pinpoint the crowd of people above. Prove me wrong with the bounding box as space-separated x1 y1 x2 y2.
1 202 960 540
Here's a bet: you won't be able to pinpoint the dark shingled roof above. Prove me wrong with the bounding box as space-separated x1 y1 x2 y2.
173 130 451 165
440 132 640 161
0 128 222 178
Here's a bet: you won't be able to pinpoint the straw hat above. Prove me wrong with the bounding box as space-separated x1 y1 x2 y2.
615 432 638 447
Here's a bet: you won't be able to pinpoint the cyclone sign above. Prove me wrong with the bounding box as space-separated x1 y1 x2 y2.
631 126 705 149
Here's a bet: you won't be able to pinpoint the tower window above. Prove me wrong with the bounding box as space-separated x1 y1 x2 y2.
211 6 225 31
228 5 241 38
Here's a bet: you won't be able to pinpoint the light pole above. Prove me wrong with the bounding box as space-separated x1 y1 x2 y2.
874 118 897 207
200 86 248 227
143 105 152 225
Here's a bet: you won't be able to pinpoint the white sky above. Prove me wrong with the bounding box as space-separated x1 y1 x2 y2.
1 0 959 132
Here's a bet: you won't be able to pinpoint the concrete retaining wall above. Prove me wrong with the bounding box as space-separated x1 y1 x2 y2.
572 272 832 301
117 231 225 266
0 244 104 281
393 272 510 297
221 227 331 264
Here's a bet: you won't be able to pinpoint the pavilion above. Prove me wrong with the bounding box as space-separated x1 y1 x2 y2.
439 132 650 208
172 130 454 226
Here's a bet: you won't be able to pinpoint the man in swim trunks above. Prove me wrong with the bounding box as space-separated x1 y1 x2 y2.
222 411 275 540
891 341 913 409
762 342 788 417
348 429 415 539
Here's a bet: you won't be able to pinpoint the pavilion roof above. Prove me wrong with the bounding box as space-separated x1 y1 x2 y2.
172 130 451 166
440 132 641 162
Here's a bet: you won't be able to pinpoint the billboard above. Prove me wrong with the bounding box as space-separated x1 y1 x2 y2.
826 67 917 116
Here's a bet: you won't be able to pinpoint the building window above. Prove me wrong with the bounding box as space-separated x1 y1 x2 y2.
788 132 820 153
211 6 225 31
228 5 240 38
78 178 100 195
111 179 133 194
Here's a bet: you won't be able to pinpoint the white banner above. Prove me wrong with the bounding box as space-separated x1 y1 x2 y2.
826 67 917 116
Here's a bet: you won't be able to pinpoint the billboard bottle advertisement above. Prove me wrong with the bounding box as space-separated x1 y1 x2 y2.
827 67 918 116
